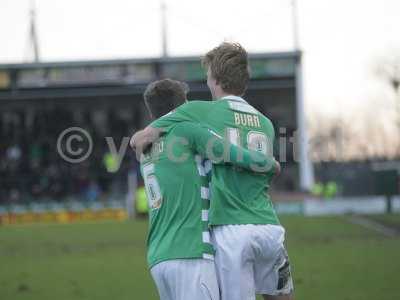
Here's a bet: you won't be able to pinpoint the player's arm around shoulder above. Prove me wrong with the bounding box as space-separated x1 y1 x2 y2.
132 100 213 156
172 121 278 174
151 100 213 129
171 121 231 163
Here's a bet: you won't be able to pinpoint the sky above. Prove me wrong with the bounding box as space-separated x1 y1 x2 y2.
1 0 399 121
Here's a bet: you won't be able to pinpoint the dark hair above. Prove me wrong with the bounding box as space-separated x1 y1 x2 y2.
143 79 189 119
202 42 250 96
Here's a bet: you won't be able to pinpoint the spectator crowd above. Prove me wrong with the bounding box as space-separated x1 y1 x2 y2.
0 107 140 205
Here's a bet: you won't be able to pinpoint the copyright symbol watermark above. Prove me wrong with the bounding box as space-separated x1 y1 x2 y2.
57 127 93 163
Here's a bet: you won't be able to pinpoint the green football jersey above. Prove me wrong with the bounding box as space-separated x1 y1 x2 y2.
141 121 273 268
151 96 280 226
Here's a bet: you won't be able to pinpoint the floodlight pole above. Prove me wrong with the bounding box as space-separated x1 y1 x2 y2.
161 1 168 58
291 0 315 191
291 0 300 50
29 1 40 62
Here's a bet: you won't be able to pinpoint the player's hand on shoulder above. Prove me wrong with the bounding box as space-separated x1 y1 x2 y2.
130 126 163 159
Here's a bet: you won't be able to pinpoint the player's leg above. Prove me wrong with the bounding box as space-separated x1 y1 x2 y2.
175 258 220 300
211 225 256 300
198 258 220 300
261 252 294 300
253 225 294 300
151 259 220 300
150 261 174 300
258 248 294 300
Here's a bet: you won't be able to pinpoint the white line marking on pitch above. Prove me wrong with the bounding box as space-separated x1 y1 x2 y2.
346 215 398 237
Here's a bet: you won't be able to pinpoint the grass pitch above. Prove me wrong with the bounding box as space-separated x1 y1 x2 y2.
1 215 399 300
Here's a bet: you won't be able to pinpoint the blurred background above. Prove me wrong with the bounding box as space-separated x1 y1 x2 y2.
0 0 399 299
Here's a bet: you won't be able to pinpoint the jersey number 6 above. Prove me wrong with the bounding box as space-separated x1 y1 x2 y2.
142 163 163 210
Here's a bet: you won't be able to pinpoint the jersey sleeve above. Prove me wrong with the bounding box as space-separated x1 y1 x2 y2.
150 101 212 131
173 122 275 173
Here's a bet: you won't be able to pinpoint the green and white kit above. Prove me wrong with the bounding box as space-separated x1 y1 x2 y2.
151 96 293 300
141 121 273 268
151 95 280 226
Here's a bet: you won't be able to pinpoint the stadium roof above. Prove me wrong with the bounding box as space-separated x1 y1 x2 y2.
0 51 300 100
0 51 300 70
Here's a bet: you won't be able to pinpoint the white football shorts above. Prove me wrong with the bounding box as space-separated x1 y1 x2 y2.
150 258 220 300
211 224 294 300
